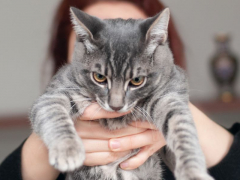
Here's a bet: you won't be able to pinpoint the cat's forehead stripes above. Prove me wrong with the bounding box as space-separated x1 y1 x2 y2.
95 63 101 72
104 42 130 79
104 66 108 76
137 67 142 74
108 49 117 76
91 35 150 81
92 51 149 84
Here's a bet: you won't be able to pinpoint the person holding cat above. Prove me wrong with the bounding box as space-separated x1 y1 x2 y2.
1 0 240 180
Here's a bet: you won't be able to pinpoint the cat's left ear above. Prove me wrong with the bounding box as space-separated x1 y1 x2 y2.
70 7 104 52
141 8 170 55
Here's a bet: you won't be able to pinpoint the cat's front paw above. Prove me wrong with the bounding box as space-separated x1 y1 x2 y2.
49 138 85 172
176 169 214 180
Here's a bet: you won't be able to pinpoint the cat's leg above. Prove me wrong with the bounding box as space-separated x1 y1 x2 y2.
131 153 162 180
67 166 103 180
151 96 214 180
30 93 87 172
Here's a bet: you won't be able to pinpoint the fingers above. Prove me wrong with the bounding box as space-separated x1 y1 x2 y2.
120 143 163 170
80 103 130 120
109 130 166 152
84 151 130 166
82 139 110 153
75 120 146 139
130 121 157 130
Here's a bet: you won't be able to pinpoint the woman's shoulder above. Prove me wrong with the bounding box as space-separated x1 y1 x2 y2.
228 123 240 135
209 123 240 179
0 139 26 179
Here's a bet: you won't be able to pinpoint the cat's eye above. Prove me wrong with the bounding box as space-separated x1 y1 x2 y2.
129 76 145 86
93 72 107 83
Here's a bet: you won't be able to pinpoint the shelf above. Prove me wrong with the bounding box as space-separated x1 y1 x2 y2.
193 98 240 113
0 114 29 128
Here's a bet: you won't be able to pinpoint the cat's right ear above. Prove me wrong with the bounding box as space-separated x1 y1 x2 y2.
70 7 104 52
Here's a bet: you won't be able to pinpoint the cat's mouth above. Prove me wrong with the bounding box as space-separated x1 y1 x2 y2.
118 101 138 113
95 97 137 113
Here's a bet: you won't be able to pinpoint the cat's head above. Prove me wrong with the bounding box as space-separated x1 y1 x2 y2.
70 7 173 112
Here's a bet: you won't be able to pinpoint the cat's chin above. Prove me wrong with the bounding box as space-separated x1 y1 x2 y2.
99 116 131 130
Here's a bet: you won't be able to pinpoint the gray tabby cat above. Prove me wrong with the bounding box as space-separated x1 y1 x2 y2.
30 7 214 180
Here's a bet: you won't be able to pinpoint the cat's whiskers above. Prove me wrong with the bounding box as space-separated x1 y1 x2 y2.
69 98 91 113
127 101 137 111
84 105 102 128
135 106 157 128
134 106 159 142
135 106 153 122
96 97 108 111
133 106 152 127
69 102 77 114
89 106 102 120
130 109 140 133
131 109 138 121
69 98 91 119
97 100 105 108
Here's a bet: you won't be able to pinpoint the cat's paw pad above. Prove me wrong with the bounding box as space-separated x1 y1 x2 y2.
49 138 85 172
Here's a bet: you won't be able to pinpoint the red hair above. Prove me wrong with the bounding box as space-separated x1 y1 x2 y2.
48 0 185 75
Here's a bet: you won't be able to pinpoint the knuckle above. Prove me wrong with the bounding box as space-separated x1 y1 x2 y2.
135 157 145 167
128 136 134 149
152 130 160 142
81 111 89 120
148 146 156 156
107 152 118 163
120 137 133 151
83 154 92 166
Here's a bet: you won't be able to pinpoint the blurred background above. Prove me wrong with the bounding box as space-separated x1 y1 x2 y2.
0 0 240 163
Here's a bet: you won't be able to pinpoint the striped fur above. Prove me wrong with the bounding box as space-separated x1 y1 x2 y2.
30 8 214 180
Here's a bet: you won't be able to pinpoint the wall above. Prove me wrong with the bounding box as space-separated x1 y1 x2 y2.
161 0 240 101
0 0 240 115
0 0 58 115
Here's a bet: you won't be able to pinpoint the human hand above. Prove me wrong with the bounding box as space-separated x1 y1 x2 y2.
21 103 233 180
75 103 166 169
112 121 166 170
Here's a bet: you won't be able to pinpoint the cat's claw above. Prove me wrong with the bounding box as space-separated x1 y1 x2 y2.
49 138 85 172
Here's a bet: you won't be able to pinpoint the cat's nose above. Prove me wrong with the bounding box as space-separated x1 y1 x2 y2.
110 106 123 111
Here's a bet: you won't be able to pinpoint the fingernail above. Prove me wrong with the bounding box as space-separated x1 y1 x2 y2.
120 162 129 169
110 140 121 150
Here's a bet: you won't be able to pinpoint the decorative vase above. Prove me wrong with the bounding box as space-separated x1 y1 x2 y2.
210 34 238 102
